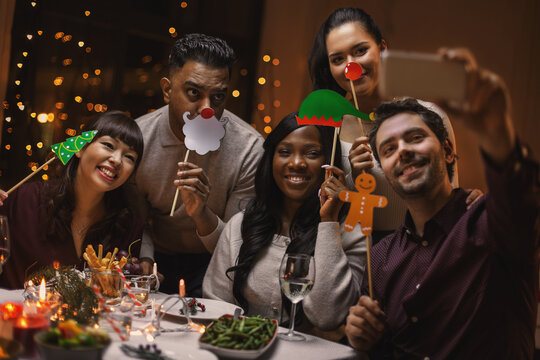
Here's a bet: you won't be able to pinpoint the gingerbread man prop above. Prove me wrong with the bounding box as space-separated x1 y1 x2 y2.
339 173 387 235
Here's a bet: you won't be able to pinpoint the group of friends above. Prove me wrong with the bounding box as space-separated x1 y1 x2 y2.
0 7 538 359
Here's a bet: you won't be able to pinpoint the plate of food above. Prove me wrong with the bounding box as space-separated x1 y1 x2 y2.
161 298 243 321
199 314 278 359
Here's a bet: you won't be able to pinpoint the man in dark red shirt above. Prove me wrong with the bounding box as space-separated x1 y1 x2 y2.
345 48 539 359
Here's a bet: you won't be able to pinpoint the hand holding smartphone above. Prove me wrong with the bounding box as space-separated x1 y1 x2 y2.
378 50 467 102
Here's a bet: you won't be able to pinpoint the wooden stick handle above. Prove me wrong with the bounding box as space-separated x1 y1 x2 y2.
329 127 339 167
366 234 373 299
169 150 190 216
349 78 365 137
7 156 56 195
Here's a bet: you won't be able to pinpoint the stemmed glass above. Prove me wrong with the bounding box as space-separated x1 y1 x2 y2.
0 216 11 275
278 253 315 341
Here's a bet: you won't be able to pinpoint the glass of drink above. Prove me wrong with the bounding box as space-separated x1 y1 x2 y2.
0 216 11 274
123 275 152 317
278 253 315 341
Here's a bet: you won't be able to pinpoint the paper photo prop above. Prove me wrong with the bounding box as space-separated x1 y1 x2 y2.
296 90 370 127
182 108 227 155
345 62 363 80
339 173 387 235
7 130 98 195
51 130 98 165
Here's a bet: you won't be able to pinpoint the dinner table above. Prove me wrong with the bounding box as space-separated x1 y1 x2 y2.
0 289 367 360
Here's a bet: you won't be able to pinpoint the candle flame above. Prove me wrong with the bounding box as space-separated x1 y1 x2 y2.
19 318 28 327
39 278 46 301
179 279 186 298
28 280 33 287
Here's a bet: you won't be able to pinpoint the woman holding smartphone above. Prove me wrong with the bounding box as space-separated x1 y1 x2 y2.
308 7 481 242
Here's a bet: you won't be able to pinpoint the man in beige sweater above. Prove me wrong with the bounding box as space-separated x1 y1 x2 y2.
129 33 263 296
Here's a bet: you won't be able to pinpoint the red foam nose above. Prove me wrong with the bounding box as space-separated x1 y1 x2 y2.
344 62 363 80
201 108 214 119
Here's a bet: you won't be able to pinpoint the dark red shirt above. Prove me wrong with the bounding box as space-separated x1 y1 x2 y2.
0 181 144 289
363 143 539 359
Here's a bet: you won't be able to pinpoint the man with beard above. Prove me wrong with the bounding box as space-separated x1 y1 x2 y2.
129 33 263 296
344 48 539 359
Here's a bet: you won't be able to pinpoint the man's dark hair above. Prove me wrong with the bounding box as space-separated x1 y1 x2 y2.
369 98 455 182
169 33 235 75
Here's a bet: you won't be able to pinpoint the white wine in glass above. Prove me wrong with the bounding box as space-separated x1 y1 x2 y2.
0 216 11 274
278 253 315 341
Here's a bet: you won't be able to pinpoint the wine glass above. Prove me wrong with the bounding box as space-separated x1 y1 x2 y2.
278 253 315 341
0 216 10 274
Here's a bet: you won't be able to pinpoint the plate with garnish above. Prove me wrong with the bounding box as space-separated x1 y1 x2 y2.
161 298 243 322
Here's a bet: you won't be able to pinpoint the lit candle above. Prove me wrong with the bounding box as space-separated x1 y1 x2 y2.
179 279 186 298
14 314 48 358
0 302 23 320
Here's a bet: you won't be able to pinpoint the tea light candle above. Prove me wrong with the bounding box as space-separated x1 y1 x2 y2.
0 302 23 321
179 279 186 298
13 314 48 358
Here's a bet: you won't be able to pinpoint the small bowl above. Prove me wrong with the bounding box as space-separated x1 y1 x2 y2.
0 338 23 360
34 332 111 360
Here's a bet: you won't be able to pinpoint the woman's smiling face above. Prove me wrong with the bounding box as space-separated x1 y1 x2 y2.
272 126 325 208
326 21 386 98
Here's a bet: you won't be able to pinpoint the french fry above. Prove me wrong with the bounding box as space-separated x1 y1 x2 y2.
107 248 118 269
118 256 128 268
98 244 103 262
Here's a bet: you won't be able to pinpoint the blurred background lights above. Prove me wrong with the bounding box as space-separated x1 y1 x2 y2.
53 77 64 86
74 96 82 103
258 77 266 85
84 11 90 16
262 55 270 62
94 69 101 76
37 142 43 149
47 113 54 122
232 90 240 97
257 103 264 110
78 41 84 47
264 115 271 123
180 2 188 8
272 58 280 66
273 80 281 87
264 126 272 134
37 113 48 123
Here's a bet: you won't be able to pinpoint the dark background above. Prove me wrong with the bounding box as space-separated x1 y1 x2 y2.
0 0 264 187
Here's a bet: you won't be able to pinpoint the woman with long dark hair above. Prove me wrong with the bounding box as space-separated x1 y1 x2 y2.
203 113 365 334
308 7 481 242
0 111 144 288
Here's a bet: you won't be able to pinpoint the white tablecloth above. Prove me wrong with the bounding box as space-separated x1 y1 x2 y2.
0 290 364 360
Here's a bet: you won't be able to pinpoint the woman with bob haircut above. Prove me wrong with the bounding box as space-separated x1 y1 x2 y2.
0 111 144 288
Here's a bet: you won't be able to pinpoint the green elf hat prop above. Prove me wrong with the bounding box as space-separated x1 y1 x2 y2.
51 130 98 165
296 89 370 127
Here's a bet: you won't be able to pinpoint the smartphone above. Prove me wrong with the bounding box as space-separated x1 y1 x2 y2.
379 50 467 102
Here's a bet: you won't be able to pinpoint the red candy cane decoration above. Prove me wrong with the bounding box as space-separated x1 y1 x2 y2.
115 265 146 316
92 284 127 341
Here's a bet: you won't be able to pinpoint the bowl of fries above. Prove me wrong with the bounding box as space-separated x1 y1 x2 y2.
83 245 128 301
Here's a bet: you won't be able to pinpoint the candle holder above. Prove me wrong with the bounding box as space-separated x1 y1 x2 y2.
13 311 49 358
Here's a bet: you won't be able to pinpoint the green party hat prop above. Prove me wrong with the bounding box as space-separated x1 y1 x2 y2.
296 90 370 127
7 130 98 195
51 130 98 165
